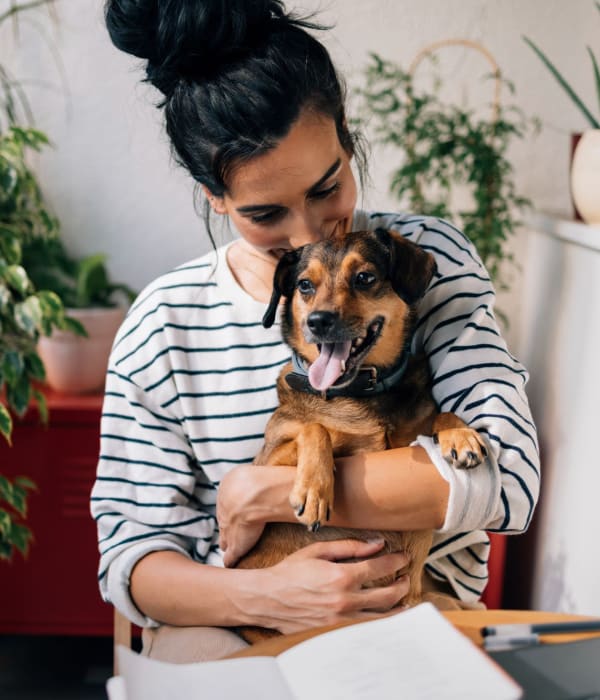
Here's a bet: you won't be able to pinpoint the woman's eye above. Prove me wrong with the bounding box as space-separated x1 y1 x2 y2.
355 271 377 289
297 279 315 295
250 209 284 225
309 182 341 200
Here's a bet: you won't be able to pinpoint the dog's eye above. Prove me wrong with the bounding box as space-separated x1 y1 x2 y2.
354 272 377 289
297 279 315 295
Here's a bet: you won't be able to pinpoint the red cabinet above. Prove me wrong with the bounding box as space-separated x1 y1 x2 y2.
0 390 113 635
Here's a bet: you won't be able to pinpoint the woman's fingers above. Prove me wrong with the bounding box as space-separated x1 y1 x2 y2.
355 574 411 612
343 550 410 587
299 537 388 562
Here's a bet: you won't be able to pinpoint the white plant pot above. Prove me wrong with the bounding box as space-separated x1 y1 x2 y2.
37 306 126 394
570 129 600 225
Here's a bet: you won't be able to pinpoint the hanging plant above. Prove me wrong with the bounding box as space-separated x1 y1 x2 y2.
354 41 539 295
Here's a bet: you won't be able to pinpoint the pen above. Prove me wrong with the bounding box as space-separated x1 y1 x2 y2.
483 633 540 652
482 619 600 637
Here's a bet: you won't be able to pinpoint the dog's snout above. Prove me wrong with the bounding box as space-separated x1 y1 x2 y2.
307 311 338 337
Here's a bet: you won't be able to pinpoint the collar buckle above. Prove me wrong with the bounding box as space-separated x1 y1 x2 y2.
364 366 378 391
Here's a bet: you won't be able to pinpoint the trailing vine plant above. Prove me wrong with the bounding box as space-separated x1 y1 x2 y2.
355 50 539 296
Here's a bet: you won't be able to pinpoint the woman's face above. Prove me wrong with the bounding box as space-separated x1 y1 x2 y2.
213 110 358 257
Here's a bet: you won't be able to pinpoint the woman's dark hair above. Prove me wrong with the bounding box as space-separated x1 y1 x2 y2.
104 0 366 198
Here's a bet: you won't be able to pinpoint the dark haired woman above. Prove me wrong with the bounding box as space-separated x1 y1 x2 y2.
91 0 539 663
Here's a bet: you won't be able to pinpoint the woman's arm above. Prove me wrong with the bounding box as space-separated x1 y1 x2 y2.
129 541 411 633
217 445 449 566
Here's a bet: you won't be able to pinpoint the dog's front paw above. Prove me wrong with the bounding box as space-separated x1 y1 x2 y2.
433 428 488 469
289 475 334 532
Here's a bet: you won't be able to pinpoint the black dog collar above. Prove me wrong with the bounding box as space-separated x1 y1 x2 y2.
285 348 411 399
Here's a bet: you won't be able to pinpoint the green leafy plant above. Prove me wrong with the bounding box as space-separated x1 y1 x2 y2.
524 2 600 128
0 0 71 560
355 51 537 294
0 126 76 560
22 237 137 310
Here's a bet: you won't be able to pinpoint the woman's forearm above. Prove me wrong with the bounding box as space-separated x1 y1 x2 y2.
128 543 412 632
333 446 449 530
129 550 266 627
236 445 449 532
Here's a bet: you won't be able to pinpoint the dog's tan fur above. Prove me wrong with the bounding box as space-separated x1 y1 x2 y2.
235 229 486 642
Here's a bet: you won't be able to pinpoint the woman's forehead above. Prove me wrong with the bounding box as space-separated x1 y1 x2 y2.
225 112 343 202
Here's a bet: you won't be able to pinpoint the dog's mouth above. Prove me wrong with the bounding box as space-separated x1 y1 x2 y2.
308 317 384 392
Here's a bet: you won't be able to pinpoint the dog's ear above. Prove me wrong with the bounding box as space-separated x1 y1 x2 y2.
374 228 437 304
262 248 303 328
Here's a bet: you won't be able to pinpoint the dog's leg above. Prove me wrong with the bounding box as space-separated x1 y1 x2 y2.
432 413 488 469
289 423 335 532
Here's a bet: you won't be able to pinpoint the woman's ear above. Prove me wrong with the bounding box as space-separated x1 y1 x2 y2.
202 186 227 215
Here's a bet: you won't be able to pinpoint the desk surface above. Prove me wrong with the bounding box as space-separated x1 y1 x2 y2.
231 609 600 658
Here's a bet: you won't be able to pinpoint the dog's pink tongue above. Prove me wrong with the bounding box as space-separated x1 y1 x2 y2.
308 341 352 391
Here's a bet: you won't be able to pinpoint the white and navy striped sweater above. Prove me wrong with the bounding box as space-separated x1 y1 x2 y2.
91 211 540 626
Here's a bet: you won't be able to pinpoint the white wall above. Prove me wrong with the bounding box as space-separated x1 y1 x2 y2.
4 0 599 302
517 217 600 615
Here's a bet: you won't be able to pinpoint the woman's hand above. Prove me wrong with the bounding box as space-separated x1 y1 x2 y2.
218 464 298 566
246 538 411 634
217 465 265 566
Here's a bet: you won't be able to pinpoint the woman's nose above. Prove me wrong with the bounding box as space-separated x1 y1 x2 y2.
288 214 326 248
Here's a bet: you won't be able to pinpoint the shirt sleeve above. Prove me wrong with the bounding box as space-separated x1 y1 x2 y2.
404 216 540 535
90 292 219 627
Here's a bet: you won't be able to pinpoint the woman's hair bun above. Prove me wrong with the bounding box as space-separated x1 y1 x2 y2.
105 0 289 95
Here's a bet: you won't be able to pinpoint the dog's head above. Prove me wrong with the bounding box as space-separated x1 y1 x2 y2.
263 228 437 392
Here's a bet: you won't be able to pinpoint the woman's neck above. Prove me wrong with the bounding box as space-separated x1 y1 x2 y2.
226 240 279 303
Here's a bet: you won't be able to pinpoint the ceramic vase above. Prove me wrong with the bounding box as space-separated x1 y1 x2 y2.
570 128 600 226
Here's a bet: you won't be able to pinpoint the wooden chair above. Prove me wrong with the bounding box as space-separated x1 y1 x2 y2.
113 609 133 675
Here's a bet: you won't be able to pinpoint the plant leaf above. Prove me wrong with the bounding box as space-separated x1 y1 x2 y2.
588 47 600 116
0 508 11 535
32 388 48 424
523 36 600 128
6 372 31 416
4 264 31 297
76 254 108 307
14 295 43 336
0 403 12 444
10 522 33 556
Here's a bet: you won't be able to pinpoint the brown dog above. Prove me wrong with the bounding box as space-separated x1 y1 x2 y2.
235 228 486 641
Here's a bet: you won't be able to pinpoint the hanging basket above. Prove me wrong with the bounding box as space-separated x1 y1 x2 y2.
408 38 503 124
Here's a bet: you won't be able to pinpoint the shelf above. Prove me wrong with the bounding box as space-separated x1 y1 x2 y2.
526 212 600 253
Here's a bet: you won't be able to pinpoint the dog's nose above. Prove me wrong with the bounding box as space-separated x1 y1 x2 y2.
307 311 338 337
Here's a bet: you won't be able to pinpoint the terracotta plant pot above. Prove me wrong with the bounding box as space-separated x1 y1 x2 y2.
37 306 126 394
570 129 600 226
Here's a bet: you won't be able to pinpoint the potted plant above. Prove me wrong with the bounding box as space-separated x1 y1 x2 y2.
1 0 88 560
524 1 600 224
22 235 136 394
0 125 75 559
354 44 536 304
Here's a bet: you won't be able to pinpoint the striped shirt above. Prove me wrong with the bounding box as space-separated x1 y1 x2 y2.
90 210 540 626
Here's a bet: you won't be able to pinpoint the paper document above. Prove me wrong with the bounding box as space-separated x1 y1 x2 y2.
108 603 522 700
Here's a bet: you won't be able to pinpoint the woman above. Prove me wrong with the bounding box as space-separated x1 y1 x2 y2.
91 0 540 663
